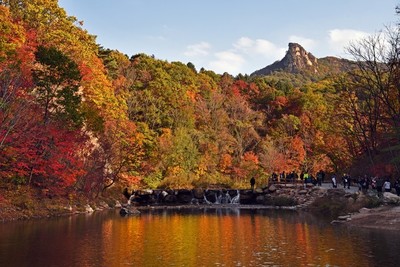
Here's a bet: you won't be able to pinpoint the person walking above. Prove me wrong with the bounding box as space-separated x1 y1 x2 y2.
250 177 255 191
331 175 337 188
394 179 400 196
343 174 348 189
303 171 309 189
317 170 323 186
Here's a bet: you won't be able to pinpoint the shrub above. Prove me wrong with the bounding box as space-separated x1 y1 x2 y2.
309 193 348 218
143 171 163 189
192 172 234 189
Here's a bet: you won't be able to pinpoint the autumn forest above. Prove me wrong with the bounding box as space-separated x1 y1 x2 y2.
1 0 400 201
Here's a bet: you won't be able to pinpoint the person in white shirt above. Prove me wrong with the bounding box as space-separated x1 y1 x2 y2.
332 175 337 188
383 179 391 192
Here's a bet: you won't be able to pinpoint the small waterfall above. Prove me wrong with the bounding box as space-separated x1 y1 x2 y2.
204 193 212 204
223 191 232 204
219 190 232 204
215 191 221 204
231 190 240 204
203 190 240 205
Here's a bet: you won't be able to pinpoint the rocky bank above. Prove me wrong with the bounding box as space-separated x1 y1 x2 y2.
123 184 325 208
3 183 400 231
122 184 400 231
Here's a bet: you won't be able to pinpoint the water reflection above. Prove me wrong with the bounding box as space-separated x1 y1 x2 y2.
0 208 400 266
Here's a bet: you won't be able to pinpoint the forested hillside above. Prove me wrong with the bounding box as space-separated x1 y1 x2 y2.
1 0 399 201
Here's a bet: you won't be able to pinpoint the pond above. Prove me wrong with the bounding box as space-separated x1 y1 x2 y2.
0 207 399 266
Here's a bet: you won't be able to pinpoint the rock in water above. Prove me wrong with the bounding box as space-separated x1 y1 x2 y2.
120 207 140 216
85 204 94 213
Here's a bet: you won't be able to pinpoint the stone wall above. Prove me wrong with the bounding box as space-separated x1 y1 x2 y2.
125 184 327 207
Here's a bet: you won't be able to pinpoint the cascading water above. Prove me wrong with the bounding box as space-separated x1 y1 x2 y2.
231 190 240 204
203 190 240 205
128 188 242 206
216 191 221 204
221 191 232 204
203 190 213 204
155 191 161 204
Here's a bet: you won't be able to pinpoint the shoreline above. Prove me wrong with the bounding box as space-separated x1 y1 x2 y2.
342 205 400 231
2 184 400 232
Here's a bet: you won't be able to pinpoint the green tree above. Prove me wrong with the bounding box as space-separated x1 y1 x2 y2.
32 45 82 126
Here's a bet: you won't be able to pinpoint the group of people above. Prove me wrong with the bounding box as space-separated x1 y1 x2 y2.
267 170 400 196
357 175 400 195
330 173 400 195
330 173 351 189
269 170 326 186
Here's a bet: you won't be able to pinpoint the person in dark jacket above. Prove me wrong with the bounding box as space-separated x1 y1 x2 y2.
250 177 255 190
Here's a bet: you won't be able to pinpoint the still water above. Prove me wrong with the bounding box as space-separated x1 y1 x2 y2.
0 207 399 267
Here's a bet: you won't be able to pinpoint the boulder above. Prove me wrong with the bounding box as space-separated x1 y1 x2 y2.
204 190 218 203
132 193 156 205
155 191 168 203
193 188 204 199
163 194 178 204
65 205 73 211
122 188 132 200
99 201 109 209
85 204 94 213
337 215 351 221
177 190 193 204
120 207 140 216
256 195 265 204
355 193 366 203
240 190 256 204
281 184 295 189
328 188 346 197
383 192 400 204
137 189 153 196
261 185 269 191
268 185 277 193
255 188 263 194
298 190 308 195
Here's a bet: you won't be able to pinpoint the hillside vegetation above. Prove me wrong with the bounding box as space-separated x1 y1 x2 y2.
0 0 399 207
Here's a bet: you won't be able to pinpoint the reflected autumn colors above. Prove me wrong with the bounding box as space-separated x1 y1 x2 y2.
1 208 400 266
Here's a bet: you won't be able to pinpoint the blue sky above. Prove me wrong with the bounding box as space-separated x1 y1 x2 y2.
58 0 398 75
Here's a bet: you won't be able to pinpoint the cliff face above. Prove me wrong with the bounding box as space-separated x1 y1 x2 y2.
252 43 318 76
251 43 353 76
283 42 318 73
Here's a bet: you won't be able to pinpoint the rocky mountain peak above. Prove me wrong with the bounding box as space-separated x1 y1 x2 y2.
251 43 319 76
286 43 318 71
